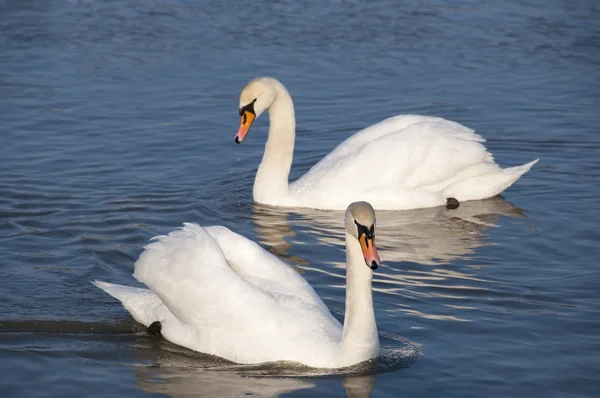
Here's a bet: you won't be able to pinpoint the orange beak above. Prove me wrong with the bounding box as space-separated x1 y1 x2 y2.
235 110 255 144
359 234 380 270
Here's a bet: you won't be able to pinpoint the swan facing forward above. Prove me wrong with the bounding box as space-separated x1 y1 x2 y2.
235 77 538 210
94 201 381 369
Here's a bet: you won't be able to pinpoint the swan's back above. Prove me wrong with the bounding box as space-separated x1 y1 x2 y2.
317 115 486 164
290 115 503 209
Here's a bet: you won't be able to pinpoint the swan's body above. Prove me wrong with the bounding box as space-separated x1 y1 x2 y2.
235 77 538 210
94 202 381 369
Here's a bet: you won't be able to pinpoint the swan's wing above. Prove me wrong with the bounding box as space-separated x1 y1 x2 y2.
204 226 329 312
133 223 282 328
291 115 496 200
319 115 470 163
132 223 341 364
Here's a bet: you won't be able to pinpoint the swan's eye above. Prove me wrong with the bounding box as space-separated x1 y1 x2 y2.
367 225 375 239
239 98 257 116
354 220 372 238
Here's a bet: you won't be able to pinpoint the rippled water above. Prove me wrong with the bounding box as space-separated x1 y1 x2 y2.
2 0 599 397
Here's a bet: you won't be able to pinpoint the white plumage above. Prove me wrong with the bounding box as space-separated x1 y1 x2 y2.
235 77 538 210
94 202 382 369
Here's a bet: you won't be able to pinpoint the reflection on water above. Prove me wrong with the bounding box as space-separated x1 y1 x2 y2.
253 196 525 266
252 196 527 324
135 366 378 398
0 324 407 398
343 375 376 398
252 204 311 272
135 366 315 398
131 338 384 398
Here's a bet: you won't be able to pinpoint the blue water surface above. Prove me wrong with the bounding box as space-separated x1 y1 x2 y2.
1 0 599 397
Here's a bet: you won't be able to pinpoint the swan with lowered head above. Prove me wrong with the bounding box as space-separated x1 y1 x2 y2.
93 201 381 369
235 77 538 210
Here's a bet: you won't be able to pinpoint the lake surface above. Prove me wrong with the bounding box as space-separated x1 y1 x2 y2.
1 0 599 396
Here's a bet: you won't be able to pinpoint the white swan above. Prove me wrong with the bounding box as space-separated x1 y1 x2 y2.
235 77 538 210
93 201 381 369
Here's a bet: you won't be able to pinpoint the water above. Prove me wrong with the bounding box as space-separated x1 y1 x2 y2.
1 0 599 396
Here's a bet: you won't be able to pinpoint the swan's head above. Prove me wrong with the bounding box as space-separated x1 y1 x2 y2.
345 201 380 270
235 77 278 144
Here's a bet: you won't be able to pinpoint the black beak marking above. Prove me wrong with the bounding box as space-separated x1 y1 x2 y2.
239 98 257 116
354 220 375 243
370 261 378 270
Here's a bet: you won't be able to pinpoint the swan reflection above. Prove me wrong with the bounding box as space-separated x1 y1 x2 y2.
252 196 525 266
135 367 314 398
131 343 377 398
343 375 377 398
252 197 527 323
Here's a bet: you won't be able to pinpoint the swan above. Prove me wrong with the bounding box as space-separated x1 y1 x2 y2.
93 201 381 369
235 77 538 210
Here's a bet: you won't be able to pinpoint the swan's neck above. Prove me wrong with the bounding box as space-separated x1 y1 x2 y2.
339 233 380 366
253 82 295 205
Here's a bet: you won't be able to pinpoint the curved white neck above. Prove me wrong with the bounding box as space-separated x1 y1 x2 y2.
253 81 295 205
339 232 380 366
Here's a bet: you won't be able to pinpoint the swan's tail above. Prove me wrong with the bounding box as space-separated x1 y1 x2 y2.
446 158 539 201
499 158 539 188
92 280 166 327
